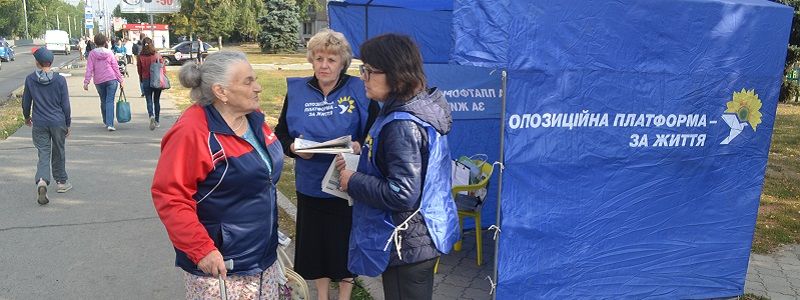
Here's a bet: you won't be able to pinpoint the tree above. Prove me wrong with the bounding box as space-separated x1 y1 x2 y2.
0 0 83 39
778 0 800 102
258 0 300 53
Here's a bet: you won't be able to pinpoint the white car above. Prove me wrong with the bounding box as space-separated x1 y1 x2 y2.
45 30 71 55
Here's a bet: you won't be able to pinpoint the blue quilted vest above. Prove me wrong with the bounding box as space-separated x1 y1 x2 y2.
348 111 460 276
285 76 370 198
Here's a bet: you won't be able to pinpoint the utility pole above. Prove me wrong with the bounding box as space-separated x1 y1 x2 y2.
22 0 30 39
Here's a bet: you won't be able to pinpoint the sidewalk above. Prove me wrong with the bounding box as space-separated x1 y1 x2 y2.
0 68 184 299
0 63 798 299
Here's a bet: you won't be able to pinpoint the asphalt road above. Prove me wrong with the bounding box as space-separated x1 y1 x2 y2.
0 46 80 100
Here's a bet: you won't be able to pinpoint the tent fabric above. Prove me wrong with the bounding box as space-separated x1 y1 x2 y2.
450 0 792 298
328 1 453 63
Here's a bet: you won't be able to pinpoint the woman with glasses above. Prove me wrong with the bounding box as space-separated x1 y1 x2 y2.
335 33 460 300
274 28 377 300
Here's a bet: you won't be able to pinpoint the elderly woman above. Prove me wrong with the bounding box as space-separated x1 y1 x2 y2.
151 51 284 299
336 34 460 300
274 28 377 300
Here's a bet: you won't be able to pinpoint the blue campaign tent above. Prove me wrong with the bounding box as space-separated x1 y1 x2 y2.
329 0 793 298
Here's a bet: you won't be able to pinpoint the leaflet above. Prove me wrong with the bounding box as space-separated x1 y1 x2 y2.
294 135 353 154
321 153 360 205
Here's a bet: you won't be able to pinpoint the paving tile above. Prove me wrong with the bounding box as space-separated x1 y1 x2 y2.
762 276 794 295
434 282 464 297
460 287 492 300
766 292 797 300
445 273 473 288
759 267 787 278
432 293 459 300
745 280 766 292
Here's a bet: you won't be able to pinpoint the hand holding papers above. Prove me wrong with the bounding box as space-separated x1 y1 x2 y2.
294 135 354 154
322 153 359 205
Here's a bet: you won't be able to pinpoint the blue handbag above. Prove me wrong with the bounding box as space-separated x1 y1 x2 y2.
116 88 131 123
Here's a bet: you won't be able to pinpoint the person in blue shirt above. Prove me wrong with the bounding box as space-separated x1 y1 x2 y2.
274 29 378 300
22 47 73 205
336 34 460 300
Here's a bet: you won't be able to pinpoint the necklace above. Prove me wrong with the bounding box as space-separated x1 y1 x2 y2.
231 116 246 133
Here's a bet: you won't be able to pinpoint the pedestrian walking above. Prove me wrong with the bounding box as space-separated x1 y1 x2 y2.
136 37 164 130
152 51 284 299
22 47 73 205
78 38 86 61
83 34 124 131
124 38 134 64
195 37 205 64
84 37 95 60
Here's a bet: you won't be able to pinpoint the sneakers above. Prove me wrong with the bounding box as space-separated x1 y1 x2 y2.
37 179 48 205
149 117 156 131
155 121 160 128
57 182 72 193
107 126 116 131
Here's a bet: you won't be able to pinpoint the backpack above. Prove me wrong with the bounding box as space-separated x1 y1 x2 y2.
132 42 141 55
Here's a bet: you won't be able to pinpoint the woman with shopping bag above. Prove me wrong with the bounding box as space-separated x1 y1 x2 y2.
83 33 124 131
136 37 167 130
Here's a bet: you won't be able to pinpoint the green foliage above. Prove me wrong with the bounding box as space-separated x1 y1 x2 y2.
258 0 300 53
0 0 85 39
779 1 800 102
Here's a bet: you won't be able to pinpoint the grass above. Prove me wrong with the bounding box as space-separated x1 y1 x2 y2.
752 103 800 254
0 98 24 140
741 293 770 300
228 43 309 65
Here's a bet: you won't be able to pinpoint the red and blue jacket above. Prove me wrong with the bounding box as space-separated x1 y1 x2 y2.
152 104 284 276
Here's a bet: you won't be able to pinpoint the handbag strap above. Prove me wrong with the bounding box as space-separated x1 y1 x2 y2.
118 86 127 102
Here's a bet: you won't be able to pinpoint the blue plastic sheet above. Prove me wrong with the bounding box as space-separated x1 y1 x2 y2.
330 0 793 298
450 0 792 298
328 1 453 62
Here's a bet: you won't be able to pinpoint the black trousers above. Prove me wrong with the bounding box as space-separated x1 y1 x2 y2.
382 257 437 300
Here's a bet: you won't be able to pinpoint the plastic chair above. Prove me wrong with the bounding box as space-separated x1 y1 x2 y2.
451 159 494 266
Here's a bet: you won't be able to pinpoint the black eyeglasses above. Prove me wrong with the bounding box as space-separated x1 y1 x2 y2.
359 64 384 81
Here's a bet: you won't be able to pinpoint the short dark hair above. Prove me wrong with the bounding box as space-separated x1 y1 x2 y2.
359 34 426 101
140 37 156 56
94 34 107 48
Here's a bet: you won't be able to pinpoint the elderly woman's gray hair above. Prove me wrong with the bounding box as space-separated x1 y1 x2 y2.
306 29 353 72
178 51 248 106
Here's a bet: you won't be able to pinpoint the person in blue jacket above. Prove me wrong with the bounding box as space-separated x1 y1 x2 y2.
335 34 460 300
274 28 378 300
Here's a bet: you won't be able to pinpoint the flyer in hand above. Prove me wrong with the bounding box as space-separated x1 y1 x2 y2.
294 135 353 154
321 153 360 205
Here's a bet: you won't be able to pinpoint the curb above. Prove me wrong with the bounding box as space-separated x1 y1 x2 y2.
275 190 384 300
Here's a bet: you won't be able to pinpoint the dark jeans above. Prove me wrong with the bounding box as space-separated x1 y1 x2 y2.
95 80 118 127
382 257 437 300
32 126 68 185
141 80 162 122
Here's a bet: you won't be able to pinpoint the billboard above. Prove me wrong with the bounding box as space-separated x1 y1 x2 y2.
120 0 180 14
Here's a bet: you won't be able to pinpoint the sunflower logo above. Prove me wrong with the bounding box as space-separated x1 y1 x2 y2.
364 134 374 161
337 96 355 114
724 88 762 131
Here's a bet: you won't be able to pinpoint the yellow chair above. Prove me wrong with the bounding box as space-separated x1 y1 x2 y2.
451 159 494 266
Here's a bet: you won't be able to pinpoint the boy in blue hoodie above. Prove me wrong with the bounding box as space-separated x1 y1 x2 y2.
22 47 72 205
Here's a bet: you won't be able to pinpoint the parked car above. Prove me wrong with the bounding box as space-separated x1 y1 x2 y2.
69 38 80 50
45 30 71 55
0 40 14 62
158 41 218 65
